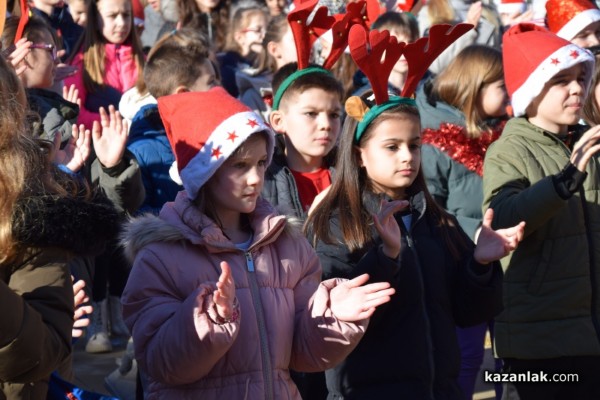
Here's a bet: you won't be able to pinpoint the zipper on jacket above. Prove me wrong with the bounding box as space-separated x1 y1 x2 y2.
404 229 436 400
245 251 274 400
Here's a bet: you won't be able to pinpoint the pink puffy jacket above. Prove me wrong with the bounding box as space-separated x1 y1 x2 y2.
121 192 368 399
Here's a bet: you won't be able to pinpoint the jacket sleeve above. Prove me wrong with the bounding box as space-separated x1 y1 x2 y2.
122 247 241 385
289 241 369 372
482 139 566 233
90 150 145 214
65 53 100 130
0 250 73 382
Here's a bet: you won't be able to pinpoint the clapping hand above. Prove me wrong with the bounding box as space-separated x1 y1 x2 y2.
62 84 81 107
52 125 92 172
214 261 236 321
330 274 395 321
373 199 409 259
570 125 600 173
474 209 525 265
72 277 93 338
3 38 32 75
92 105 128 168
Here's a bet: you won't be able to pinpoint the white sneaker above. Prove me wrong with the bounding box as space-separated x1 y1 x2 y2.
86 331 112 353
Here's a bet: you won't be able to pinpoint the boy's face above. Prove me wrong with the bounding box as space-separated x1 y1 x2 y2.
527 63 587 134
571 21 600 49
271 87 342 164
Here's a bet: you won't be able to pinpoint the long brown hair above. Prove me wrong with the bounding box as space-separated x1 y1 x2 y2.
583 61 600 126
433 45 504 138
0 57 90 264
177 0 231 52
305 99 470 259
69 0 145 93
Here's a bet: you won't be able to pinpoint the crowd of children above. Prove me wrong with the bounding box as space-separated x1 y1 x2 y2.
2 0 600 398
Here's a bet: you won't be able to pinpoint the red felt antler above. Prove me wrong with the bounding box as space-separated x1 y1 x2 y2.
345 0 384 29
287 0 336 70
401 23 473 98
14 0 30 43
348 24 405 104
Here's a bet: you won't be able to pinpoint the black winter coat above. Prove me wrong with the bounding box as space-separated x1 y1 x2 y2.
316 191 503 400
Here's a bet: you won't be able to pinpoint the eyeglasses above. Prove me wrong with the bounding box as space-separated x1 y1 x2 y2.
30 43 58 61
240 27 266 35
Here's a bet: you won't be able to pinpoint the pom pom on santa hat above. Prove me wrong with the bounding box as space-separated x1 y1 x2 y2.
502 23 595 117
496 0 526 15
546 0 600 41
158 86 275 200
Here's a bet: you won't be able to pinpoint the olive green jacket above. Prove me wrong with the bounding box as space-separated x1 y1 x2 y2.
482 117 600 359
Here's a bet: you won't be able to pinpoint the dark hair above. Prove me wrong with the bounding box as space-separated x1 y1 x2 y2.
272 62 344 109
305 92 470 259
177 0 231 51
1 15 59 51
372 11 419 42
143 28 213 98
583 60 600 126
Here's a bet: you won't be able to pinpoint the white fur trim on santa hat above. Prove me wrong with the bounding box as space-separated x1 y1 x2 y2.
498 1 526 15
557 8 600 40
511 44 594 117
179 111 273 199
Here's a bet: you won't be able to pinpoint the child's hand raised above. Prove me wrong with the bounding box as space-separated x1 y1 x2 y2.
214 261 236 321
373 200 409 259
92 105 128 168
52 125 92 172
570 125 600 172
330 274 395 321
62 84 81 107
474 208 525 265
2 38 32 76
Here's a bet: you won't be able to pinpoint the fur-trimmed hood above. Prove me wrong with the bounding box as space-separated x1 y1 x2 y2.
12 191 121 256
121 192 303 262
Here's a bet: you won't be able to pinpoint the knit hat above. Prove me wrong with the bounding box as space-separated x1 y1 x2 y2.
157 87 275 200
502 23 595 117
497 0 526 15
546 0 600 40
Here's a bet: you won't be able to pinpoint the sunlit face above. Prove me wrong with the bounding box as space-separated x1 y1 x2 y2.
147 0 160 12
235 13 267 57
21 30 57 89
571 20 600 49
265 0 285 16
69 0 88 26
389 29 412 75
195 0 220 13
205 134 268 222
187 59 219 92
270 26 297 70
273 88 342 166
357 114 422 200
96 0 132 44
526 63 587 135
478 79 509 118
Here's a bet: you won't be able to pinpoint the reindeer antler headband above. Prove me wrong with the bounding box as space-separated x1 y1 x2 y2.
346 23 474 142
272 0 383 110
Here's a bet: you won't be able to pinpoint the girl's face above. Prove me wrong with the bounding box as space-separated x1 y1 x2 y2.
195 0 220 13
265 0 285 16
235 13 267 56
97 0 132 44
479 79 509 118
69 0 88 27
357 114 421 200
270 26 297 70
21 30 57 89
205 134 268 224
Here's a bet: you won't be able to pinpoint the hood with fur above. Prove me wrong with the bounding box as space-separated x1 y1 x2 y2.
12 191 121 256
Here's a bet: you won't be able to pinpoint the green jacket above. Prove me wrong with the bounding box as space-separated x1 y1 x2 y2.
482 117 600 359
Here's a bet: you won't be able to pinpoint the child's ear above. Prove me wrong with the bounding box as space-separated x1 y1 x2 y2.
267 41 279 59
173 85 191 94
269 110 285 134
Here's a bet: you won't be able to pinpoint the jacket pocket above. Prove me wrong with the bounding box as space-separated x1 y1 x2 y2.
527 239 553 295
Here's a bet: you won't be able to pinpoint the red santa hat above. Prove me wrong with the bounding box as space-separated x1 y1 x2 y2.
546 0 600 40
158 87 274 200
497 0 526 15
502 23 595 117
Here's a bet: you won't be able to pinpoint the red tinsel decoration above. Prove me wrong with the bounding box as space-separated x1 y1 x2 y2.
421 122 505 176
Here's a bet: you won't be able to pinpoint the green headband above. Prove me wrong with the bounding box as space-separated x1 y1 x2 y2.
355 97 417 143
272 67 332 111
